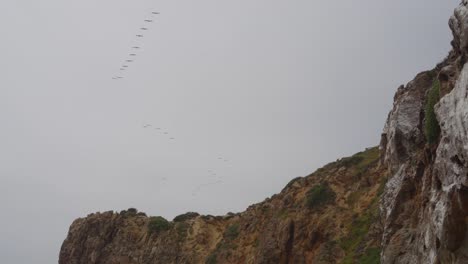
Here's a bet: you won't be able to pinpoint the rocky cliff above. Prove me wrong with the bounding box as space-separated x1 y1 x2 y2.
379 1 468 263
60 2 468 263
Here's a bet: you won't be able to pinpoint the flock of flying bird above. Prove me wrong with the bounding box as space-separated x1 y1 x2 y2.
111 11 231 197
141 122 231 197
112 11 160 80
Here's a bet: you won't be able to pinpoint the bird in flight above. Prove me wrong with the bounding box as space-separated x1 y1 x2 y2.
129 54 136 56
136 34 144 37
144 20 153 22
152 12 160 15
141 27 148 30
126 60 133 63
132 46 141 49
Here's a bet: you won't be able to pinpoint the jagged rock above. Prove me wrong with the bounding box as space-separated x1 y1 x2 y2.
380 71 432 173
429 62 468 264
379 2 468 263
450 0 468 58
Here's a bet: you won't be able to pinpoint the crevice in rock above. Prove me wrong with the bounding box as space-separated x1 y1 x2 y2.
435 176 442 191
450 155 465 167
284 221 295 264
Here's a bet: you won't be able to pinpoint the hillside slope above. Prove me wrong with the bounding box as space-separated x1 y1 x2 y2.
60 148 385 264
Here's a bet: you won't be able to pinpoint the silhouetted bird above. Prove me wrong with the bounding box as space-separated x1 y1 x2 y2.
144 20 153 22
136 35 143 37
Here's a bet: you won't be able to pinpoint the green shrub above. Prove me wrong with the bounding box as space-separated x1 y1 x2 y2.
173 212 199 222
335 156 364 168
306 183 336 209
127 208 138 214
201 215 219 221
358 247 381 264
425 79 441 144
205 253 218 264
148 216 170 234
224 224 240 241
176 222 189 239
120 208 139 216
340 193 381 263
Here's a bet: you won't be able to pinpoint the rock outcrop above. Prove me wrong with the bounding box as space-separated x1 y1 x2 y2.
379 1 468 263
60 2 468 263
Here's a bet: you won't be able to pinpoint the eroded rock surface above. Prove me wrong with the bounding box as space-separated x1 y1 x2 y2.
379 2 468 263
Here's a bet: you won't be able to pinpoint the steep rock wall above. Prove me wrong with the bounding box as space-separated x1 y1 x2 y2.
380 2 468 263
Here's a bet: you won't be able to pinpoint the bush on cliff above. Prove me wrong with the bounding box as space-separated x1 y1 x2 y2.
224 223 240 241
424 79 441 144
148 216 170 234
173 212 199 222
306 183 336 209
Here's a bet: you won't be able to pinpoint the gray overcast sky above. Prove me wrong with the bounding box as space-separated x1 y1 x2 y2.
0 0 459 263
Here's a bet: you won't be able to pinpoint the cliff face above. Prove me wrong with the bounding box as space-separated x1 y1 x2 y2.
379 1 468 263
60 2 468 264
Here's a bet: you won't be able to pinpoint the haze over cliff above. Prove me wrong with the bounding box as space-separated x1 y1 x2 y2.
59 1 468 263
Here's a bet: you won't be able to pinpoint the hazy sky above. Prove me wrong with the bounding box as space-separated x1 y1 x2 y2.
0 0 459 263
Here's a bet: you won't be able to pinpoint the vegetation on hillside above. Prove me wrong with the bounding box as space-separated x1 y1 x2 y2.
148 216 171 234
425 79 441 144
306 183 336 209
225 223 240 241
340 179 384 264
173 212 199 222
